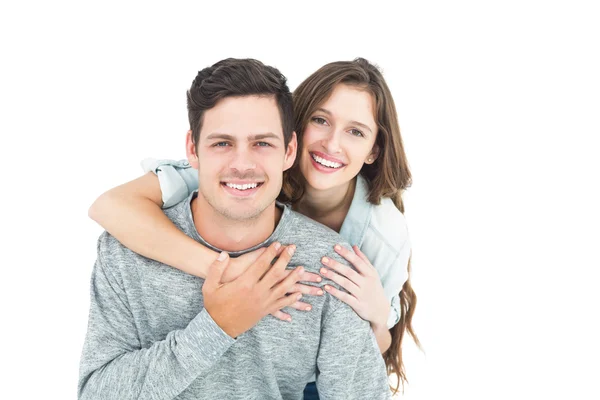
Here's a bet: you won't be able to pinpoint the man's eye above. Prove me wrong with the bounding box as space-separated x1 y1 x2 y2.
214 142 230 147
256 142 271 147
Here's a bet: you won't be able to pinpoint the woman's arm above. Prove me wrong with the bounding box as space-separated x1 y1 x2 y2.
88 171 324 319
88 172 216 278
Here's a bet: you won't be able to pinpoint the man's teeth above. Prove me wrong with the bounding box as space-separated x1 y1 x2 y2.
225 183 259 190
312 154 342 169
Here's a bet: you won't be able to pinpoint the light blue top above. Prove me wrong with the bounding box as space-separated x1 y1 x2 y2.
141 158 411 330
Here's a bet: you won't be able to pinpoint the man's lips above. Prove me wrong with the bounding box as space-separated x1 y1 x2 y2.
220 181 264 197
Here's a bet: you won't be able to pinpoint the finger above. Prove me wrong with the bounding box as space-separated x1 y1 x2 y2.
270 309 292 322
323 284 360 310
287 301 313 311
204 251 229 292
320 267 361 295
272 292 303 317
261 245 296 288
333 244 371 274
239 246 268 265
301 271 322 283
289 283 325 296
246 241 282 280
272 265 304 298
352 245 376 270
274 269 321 285
321 256 361 284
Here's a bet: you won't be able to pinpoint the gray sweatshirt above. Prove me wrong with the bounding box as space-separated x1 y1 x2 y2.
78 192 392 400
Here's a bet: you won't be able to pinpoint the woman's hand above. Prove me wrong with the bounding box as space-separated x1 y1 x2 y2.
220 246 325 322
319 245 390 329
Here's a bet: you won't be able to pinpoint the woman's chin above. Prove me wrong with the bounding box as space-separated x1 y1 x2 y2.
304 173 347 192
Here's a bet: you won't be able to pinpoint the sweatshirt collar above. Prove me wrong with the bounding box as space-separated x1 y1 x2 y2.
181 191 292 257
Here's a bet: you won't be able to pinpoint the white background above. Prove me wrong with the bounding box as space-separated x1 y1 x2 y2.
1 1 599 399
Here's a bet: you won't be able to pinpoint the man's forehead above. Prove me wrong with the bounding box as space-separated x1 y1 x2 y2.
200 95 284 140
204 132 282 142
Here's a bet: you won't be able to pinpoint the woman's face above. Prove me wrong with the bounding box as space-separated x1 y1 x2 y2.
299 83 379 193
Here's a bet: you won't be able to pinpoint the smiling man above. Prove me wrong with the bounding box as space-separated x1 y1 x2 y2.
78 58 391 400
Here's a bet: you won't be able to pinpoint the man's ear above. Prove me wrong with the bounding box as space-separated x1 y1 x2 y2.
283 131 298 171
185 130 199 169
365 144 380 165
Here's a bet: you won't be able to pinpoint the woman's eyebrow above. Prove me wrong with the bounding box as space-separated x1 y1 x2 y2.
315 107 373 134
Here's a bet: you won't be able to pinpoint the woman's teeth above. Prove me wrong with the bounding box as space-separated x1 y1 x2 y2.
312 154 342 169
225 183 259 190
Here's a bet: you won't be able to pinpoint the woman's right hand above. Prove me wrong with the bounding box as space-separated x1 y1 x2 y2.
220 246 325 321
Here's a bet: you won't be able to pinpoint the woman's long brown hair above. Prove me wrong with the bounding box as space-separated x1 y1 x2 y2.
279 58 421 394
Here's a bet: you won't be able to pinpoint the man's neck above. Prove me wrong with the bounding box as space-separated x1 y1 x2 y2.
293 178 356 233
191 195 281 252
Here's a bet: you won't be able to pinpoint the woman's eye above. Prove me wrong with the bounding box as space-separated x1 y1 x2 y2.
312 117 328 125
350 129 364 137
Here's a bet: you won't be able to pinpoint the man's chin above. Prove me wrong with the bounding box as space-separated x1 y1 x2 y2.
215 202 269 221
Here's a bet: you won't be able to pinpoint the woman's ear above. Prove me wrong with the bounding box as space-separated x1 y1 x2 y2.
185 130 199 169
365 144 380 164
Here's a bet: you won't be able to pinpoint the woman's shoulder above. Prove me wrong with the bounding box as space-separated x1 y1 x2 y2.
368 197 409 247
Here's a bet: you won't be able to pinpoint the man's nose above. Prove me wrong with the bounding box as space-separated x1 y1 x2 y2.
229 148 257 172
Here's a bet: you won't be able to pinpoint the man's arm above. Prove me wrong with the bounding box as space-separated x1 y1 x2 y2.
316 297 392 400
78 254 235 400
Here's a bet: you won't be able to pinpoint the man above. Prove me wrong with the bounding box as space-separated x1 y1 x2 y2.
78 58 391 399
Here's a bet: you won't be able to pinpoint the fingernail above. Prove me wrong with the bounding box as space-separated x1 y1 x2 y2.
288 245 296 256
297 294 303 300
306 306 312 311
322 257 329 264
316 276 322 282
320 268 328 275
274 242 281 250
217 251 227 261
317 289 324 295
287 317 292 322
334 245 342 251
324 285 331 291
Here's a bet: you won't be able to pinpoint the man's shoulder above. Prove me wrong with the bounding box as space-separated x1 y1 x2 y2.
96 231 142 270
285 209 348 246
96 200 192 270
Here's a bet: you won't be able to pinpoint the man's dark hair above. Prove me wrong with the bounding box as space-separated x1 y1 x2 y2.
187 58 294 147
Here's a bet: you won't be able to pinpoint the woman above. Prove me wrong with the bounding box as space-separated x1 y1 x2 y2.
89 58 419 397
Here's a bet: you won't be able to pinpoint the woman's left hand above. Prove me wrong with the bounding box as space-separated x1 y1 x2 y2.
319 244 390 328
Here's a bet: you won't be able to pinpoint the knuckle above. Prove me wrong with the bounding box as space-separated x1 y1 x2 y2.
266 244 279 258
271 268 284 280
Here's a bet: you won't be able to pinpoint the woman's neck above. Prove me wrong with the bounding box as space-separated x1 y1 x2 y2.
294 178 357 233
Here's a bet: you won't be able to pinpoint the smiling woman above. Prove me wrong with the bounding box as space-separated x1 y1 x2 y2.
88 58 418 398
300 85 379 191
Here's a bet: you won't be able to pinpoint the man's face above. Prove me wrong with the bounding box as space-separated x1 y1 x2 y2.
186 95 296 221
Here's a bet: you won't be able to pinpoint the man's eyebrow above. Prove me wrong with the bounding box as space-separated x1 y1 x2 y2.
205 133 236 141
204 133 281 141
314 107 373 134
248 133 281 141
